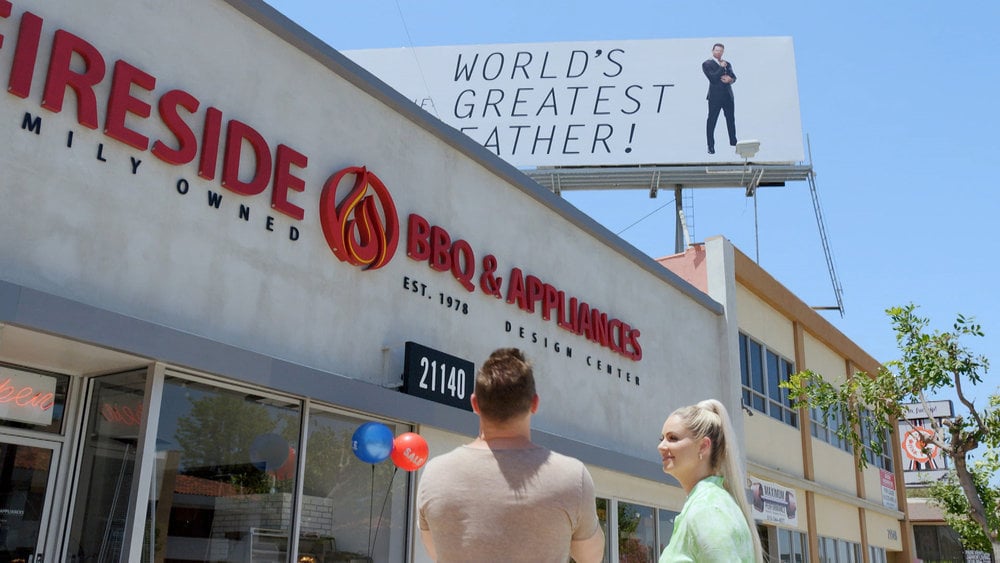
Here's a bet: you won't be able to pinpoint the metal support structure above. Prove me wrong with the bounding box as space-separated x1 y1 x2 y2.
523 160 844 314
674 185 687 253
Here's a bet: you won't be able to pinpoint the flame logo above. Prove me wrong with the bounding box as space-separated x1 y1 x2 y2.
319 166 399 270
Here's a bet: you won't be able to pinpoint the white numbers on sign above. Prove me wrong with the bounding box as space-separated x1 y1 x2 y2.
418 357 466 399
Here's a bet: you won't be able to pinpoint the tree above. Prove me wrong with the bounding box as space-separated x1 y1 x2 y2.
781 304 1000 559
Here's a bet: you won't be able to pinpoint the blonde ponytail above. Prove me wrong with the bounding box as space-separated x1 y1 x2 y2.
673 399 765 563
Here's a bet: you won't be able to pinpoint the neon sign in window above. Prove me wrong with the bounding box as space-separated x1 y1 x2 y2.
0 368 56 426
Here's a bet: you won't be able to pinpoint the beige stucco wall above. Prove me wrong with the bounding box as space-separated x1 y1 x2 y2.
745 413 804 477
735 285 795 360
814 496 862 542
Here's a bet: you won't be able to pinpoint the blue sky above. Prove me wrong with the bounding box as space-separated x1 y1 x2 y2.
264 1 999 407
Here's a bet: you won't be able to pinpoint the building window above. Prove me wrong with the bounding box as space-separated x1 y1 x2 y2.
774 526 808 563
913 525 968 562
860 409 894 471
739 332 798 427
810 405 851 453
817 536 862 563
868 545 887 563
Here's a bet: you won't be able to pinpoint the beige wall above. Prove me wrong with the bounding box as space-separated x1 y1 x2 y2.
812 440 858 494
736 286 795 360
814 497 862 542
802 332 847 384
745 414 804 478
866 510 904 551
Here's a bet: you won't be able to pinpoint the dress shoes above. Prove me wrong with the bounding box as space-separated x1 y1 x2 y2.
708 148 715 154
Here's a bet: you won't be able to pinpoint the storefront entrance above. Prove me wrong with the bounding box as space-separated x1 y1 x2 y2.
0 434 62 563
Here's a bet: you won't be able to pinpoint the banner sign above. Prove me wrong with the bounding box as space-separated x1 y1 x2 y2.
880 468 898 510
747 477 798 526
346 37 804 167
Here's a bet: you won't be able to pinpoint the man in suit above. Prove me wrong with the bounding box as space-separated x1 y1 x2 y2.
703 43 738 155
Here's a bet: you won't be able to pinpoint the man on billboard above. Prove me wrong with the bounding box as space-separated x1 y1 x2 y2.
703 43 738 154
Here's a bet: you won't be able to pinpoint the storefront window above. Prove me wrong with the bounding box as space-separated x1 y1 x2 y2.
597 498 611 563
66 369 148 561
300 407 405 561
145 375 302 562
0 364 70 435
618 501 655 562
657 508 679 555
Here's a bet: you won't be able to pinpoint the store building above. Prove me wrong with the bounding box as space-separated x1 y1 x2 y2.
659 238 916 563
0 1 742 561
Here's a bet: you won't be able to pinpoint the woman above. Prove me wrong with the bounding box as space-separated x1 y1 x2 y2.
657 399 763 563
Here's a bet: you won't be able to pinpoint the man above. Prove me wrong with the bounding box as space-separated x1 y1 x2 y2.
702 42 738 155
417 348 605 563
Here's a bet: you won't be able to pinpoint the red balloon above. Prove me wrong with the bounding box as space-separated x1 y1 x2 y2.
390 432 429 471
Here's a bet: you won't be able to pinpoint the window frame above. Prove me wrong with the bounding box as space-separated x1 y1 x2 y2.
738 332 798 428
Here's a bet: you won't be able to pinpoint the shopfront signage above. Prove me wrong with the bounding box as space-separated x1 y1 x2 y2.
0 2 643 366
746 477 797 526
402 341 475 411
0 367 56 425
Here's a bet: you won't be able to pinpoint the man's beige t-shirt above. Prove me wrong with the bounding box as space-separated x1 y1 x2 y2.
417 445 601 563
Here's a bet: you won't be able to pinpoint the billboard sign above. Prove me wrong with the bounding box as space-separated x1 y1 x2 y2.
747 477 798 526
899 401 953 485
345 37 804 167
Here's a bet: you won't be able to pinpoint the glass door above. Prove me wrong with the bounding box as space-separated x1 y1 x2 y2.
0 434 61 563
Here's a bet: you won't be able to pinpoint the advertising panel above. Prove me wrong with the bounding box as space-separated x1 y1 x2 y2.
747 477 798 526
899 401 953 485
345 37 804 167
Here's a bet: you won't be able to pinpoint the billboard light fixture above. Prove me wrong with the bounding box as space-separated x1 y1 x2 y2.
736 140 761 160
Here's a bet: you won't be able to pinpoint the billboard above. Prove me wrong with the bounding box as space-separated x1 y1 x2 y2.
345 37 804 167
899 401 953 485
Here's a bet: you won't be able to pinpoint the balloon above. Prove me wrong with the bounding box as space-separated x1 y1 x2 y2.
390 432 429 471
250 433 290 471
272 446 296 480
352 422 394 464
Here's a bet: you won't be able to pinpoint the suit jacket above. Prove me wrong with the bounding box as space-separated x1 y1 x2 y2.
703 58 736 101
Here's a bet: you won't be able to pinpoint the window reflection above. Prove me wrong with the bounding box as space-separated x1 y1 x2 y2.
618 501 655 563
300 408 404 560
147 376 301 562
66 370 148 562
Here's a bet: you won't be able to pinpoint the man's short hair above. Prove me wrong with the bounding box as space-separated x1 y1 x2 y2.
713 43 725 50
474 348 536 422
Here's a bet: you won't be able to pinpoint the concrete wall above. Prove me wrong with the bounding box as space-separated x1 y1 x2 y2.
0 0 727 463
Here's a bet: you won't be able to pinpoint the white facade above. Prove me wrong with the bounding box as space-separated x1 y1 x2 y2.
0 1 734 561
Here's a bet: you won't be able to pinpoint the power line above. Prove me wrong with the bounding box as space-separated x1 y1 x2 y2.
616 199 675 235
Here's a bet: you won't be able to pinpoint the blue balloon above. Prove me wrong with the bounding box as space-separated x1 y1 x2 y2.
250 433 289 471
351 422 394 464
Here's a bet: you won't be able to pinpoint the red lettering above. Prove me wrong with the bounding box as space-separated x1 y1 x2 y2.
591 309 609 346
6 11 42 98
450 239 475 292
577 301 592 337
629 328 643 360
525 275 544 314
198 106 223 180
542 284 559 321
608 319 623 353
506 268 527 309
41 30 106 128
429 226 451 272
151 88 200 165
105 60 155 150
406 213 431 260
221 119 272 195
271 144 307 220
